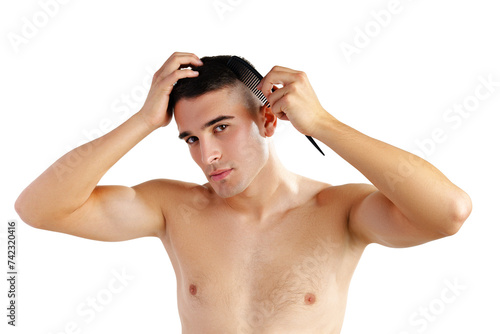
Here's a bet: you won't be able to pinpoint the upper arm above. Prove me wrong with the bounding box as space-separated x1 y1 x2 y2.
40 179 172 242
347 183 448 248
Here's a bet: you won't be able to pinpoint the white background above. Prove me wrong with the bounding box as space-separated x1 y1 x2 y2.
1 0 499 333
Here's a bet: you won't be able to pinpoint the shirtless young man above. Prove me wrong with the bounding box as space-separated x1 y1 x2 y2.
15 52 472 333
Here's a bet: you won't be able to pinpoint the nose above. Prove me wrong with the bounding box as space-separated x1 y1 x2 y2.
200 138 221 165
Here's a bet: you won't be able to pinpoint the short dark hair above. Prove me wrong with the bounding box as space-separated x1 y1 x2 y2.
167 55 261 115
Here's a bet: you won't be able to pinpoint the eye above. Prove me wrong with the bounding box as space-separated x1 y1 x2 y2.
185 136 198 145
214 124 228 133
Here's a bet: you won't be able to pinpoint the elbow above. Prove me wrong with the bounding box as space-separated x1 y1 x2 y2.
15 193 32 226
16 190 70 230
15 192 43 229
441 190 472 236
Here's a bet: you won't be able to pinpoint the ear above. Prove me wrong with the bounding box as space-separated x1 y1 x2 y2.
261 104 277 137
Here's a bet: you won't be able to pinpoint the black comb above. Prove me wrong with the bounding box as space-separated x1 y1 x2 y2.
227 56 325 156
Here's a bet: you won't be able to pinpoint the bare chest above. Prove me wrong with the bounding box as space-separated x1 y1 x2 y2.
161 200 361 332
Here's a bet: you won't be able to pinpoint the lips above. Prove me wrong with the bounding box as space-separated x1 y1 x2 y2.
209 168 232 181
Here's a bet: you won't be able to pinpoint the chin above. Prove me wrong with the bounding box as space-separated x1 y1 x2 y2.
212 183 244 199
210 178 249 199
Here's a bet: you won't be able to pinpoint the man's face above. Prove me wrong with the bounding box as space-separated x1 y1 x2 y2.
174 86 272 198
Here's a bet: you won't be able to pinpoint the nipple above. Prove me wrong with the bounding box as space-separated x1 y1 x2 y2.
304 293 316 305
189 284 197 296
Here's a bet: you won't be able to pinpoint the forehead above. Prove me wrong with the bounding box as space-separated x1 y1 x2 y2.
174 86 253 130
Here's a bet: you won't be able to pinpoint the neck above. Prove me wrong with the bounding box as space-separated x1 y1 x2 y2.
222 145 299 222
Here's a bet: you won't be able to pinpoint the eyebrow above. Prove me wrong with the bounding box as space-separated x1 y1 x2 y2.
178 115 235 140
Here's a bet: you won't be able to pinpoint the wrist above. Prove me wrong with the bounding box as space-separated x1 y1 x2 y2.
136 109 163 132
312 111 340 138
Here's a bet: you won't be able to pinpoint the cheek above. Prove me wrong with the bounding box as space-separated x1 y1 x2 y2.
189 146 202 167
234 123 268 162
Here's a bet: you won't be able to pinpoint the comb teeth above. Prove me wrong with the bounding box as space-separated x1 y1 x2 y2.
227 56 269 106
227 56 325 156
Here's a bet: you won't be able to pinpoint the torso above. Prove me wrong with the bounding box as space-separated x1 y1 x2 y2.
157 177 367 334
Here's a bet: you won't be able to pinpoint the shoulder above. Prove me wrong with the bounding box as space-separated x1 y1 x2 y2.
293 176 374 211
308 180 376 205
315 183 378 248
294 177 376 247
317 183 376 200
135 178 207 193
314 182 378 227
133 178 214 209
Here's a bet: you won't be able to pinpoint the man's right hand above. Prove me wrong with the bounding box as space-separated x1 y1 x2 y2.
15 52 205 241
139 52 203 130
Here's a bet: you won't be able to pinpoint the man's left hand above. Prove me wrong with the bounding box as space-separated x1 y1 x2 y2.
256 66 331 136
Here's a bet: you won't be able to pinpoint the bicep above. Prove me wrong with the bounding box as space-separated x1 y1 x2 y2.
348 184 444 248
43 180 166 241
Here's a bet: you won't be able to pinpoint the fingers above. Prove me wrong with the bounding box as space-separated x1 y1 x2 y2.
256 66 308 116
154 52 204 83
268 82 297 106
256 66 303 97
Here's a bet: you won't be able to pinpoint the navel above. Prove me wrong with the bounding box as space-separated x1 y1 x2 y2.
304 293 316 305
189 284 197 296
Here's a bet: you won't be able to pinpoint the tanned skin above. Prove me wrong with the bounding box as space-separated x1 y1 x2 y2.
15 52 472 333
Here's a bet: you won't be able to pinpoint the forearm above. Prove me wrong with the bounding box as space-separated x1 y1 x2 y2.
16 111 154 224
315 115 471 228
